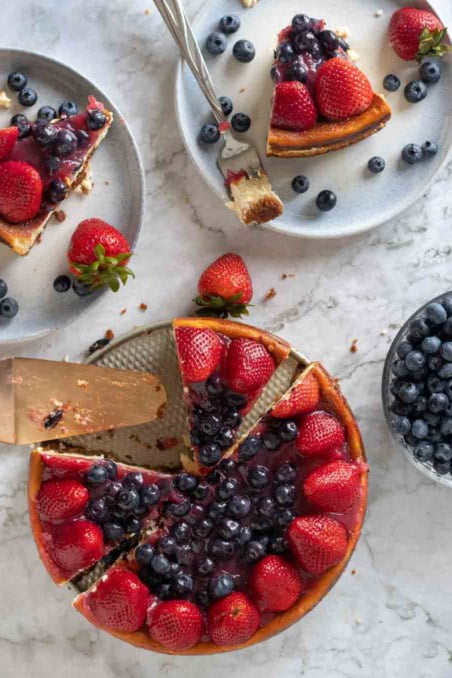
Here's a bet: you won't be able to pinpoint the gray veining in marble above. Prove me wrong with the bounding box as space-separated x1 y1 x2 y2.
1 0 452 676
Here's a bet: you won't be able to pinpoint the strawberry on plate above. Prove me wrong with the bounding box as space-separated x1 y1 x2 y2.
287 515 348 575
315 58 373 122
272 372 320 418
225 338 275 393
52 519 104 575
38 479 89 522
389 7 451 61
249 555 304 612
303 459 363 513
68 218 134 292
0 160 43 223
296 411 345 457
175 326 224 383
0 126 19 161
84 567 151 632
207 592 260 646
148 600 204 651
195 253 253 319
271 81 318 131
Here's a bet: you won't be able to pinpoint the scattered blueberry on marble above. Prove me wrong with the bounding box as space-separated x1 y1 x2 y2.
53 275 71 293
233 39 256 63
404 80 428 104
368 156 385 174
206 31 228 56
10 113 31 138
0 279 7 299
419 60 441 84
219 96 233 116
292 175 310 194
383 74 401 92
0 297 18 319
316 190 337 211
422 141 439 158
58 101 79 117
401 143 423 165
72 278 93 297
18 87 38 107
219 15 241 35
231 112 251 133
199 122 220 144
7 71 27 91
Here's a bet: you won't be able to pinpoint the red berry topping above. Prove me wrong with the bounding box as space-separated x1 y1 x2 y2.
271 81 318 130
225 338 275 394
315 58 373 122
389 7 449 62
0 126 19 161
148 600 204 650
287 515 348 575
175 326 224 383
196 253 253 319
52 519 104 575
303 460 363 513
207 592 260 646
0 160 43 223
38 479 89 521
296 411 345 457
249 555 304 612
272 372 320 418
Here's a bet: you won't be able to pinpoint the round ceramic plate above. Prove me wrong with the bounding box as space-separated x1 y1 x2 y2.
175 0 452 238
0 49 144 344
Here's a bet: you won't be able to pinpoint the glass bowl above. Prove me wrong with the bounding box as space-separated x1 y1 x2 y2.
382 291 452 489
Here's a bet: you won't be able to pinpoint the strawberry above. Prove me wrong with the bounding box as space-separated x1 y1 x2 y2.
315 58 373 122
296 411 345 457
287 515 348 575
175 326 224 383
68 218 134 292
148 600 204 650
52 519 104 575
207 592 260 646
0 126 18 161
303 460 363 513
41 453 93 477
249 555 304 612
0 161 42 223
271 81 318 130
225 338 275 394
389 8 450 62
272 372 320 418
85 567 151 632
38 479 89 522
195 253 253 319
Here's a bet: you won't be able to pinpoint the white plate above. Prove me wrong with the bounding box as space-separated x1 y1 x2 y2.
175 0 452 238
0 49 144 343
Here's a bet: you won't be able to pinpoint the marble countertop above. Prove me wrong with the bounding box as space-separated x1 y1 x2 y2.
1 0 452 676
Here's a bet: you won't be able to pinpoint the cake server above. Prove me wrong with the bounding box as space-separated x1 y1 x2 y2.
0 358 167 445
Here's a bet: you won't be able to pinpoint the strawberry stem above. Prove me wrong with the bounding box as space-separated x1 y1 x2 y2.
194 292 252 319
71 243 135 292
416 27 452 61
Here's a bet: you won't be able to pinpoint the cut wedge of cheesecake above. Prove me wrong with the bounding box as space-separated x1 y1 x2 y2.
0 96 113 256
226 170 284 225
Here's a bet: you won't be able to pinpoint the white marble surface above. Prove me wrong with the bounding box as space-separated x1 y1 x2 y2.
1 0 452 676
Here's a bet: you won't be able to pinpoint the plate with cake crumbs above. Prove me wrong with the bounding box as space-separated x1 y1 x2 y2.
175 0 452 238
0 49 144 343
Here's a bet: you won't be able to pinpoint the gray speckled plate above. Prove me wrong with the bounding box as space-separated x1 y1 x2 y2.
0 49 144 344
175 0 452 238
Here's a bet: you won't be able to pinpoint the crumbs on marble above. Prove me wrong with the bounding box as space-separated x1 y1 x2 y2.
350 338 359 353
239 88 246 93
144 8 151 14
374 9 383 17
281 273 295 280
105 329 115 340
242 0 259 7
53 209 66 223
120 308 127 316
139 303 148 312
0 90 11 108
351 569 357 575
264 288 277 301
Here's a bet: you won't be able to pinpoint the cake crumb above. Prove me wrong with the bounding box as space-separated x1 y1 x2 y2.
348 48 360 62
75 166 94 195
0 90 11 108
105 329 115 340
120 308 127 316
63 355 70 362
241 0 259 6
335 26 349 39
264 288 277 301
53 209 66 223
380 328 388 336
144 8 151 14
354 616 363 625
281 273 295 280
351 569 356 575
350 338 359 353
139 303 148 312
239 88 246 94
77 380 89 388
374 9 383 17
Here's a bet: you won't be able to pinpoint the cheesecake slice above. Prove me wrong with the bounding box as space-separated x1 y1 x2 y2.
226 170 284 225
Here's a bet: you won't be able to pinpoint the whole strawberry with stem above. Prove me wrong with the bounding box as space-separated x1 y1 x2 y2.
195 253 253 319
68 218 134 292
389 7 451 62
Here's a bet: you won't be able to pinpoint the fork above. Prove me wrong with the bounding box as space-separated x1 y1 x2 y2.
153 0 264 185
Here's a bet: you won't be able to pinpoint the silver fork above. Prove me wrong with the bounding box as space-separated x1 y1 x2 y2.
153 0 264 184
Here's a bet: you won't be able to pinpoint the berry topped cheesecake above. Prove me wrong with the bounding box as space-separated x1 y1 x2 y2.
0 96 112 255
267 13 391 157
28 326 367 655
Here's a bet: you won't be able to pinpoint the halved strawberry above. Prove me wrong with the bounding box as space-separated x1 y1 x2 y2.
271 81 318 131
207 592 260 646
39 453 94 477
84 567 151 632
148 600 204 650
315 58 373 122
303 460 363 513
296 411 345 457
249 555 304 612
225 338 275 394
389 7 450 61
38 479 89 522
52 519 104 576
0 126 19 161
287 515 348 575
272 372 320 418
174 326 224 383
0 160 43 223
195 253 253 319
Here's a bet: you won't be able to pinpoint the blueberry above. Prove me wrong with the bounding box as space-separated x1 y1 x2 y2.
103 522 125 542
414 441 434 462
398 382 418 404
10 113 31 138
32 120 58 147
293 30 318 54
216 426 235 449
391 415 411 435
257 496 276 518
226 392 247 408
117 487 140 512
47 179 69 203
18 87 37 107
58 101 79 117
87 108 107 130
86 498 108 523
439 364 452 380
233 39 256 63
433 459 450 475
135 543 154 567
412 397 427 415
103 460 117 480
209 573 234 599
219 14 241 34
44 156 60 175
216 477 239 501
278 41 296 64
126 516 142 534
207 501 227 520
274 483 296 507
392 360 409 378
269 536 288 555
151 554 171 576
218 458 236 475
391 400 412 417
0 280 7 300
434 443 452 463
36 105 57 122
197 557 215 577
411 419 429 440
316 190 337 211
262 431 281 451
368 156 386 174
446 380 452 400
227 494 251 519
420 60 441 84
210 538 234 561
244 540 266 563
271 65 284 83
402 144 423 164
404 80 428 104
175 472 198 494
75 129 90 146
54 129 78 156
428 355 444 372
7 72 27 91
199 443 222 467
219 96 233 116
275 508 297 528
223 407 242 428
239 435 261 461
426 302 447 325
206 469 221 485
422 141 439 158
287 59 308 83
421 336 441 354
251 515 272 532
441 342 452 361
231 113 251 133
217 518 240 540
193 518 214 539
292 14 313 33
237 525 252 545
192 481 209 501
397 341 414 358
206 31 227 56
383 74 401 92
275 462 297 484
248 465 271 489
407 318 430 343
277 420 299 442
158 535 177 556
424 412 441 427
405 351 426 371
171 573 193 596
318 30 339 54
167 497 191 518
141 483 161 506
86 464 107 486
428 392 449 413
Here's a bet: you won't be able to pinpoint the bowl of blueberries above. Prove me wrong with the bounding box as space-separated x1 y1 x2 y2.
382 292 452 486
